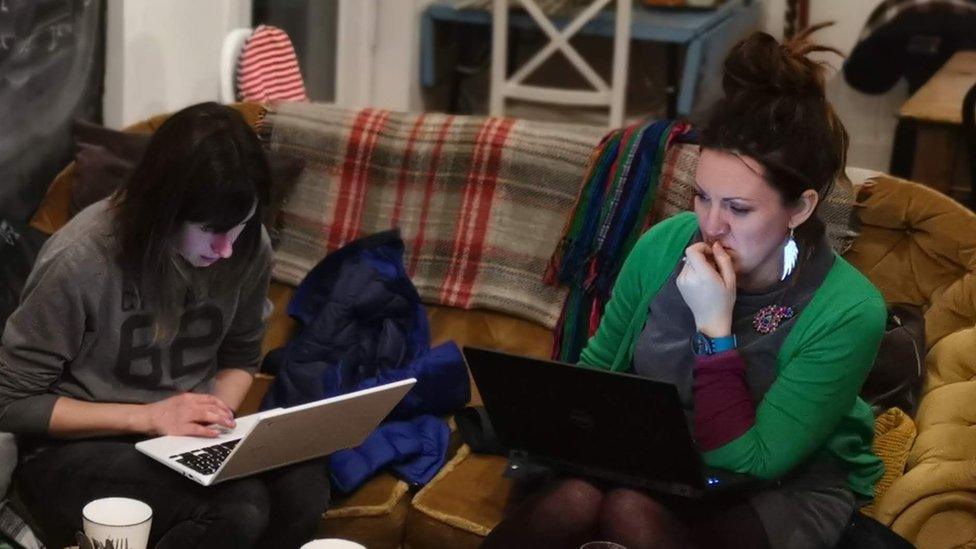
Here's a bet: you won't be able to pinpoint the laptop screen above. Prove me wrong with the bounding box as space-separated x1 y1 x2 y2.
464 346 706 488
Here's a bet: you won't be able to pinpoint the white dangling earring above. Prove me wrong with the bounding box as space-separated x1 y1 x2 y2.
781 228 798 281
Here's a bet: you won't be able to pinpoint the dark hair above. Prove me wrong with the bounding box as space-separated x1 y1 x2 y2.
112 102 271 341
700 25 847 247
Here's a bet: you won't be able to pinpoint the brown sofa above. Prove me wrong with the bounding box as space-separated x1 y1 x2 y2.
30 103 976 549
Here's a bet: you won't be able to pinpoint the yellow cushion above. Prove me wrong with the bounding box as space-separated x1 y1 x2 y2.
318 475 412 549
405 446 511 549
845 175 976 348
863 408 917 517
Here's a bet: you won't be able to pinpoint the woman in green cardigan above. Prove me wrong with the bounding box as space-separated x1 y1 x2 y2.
483 29 885 549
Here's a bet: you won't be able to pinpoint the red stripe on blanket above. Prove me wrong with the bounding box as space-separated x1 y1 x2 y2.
391 114 428 228
441 117 515 306
440 118 497 303
587 260 602 337
331 109 375 249
408 115 456 275
348 110 391 242
331 109 390 249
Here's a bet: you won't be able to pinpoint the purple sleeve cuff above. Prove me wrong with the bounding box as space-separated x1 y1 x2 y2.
692 350 756 451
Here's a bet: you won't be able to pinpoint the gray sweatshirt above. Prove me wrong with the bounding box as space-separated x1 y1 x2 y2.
0 199 273 434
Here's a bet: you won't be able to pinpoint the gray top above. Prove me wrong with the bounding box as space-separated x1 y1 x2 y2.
0 199 273 434
632 231 835 409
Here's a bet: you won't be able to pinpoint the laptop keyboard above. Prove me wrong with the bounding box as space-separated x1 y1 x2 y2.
171 439 241 475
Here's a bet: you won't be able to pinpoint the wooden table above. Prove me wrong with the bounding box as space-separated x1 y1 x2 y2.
899 50 976 203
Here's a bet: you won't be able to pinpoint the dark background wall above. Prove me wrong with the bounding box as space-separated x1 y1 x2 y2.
0 0 103 222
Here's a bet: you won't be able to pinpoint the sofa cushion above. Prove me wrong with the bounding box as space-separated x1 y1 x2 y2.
923 326 976 394
845 175 976 348
405 446 510 549
61 118 300 229
427 306 552 406
70 120 150 215
862 408 917 518
319 475 413 549
866 379 976 546
29 103 267 236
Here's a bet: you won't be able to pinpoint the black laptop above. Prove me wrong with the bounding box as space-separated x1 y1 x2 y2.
462 346 762 499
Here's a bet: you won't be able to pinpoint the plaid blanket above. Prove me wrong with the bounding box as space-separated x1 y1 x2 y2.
261 102 605 328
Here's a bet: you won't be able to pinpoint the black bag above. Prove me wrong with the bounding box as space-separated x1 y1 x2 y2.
860 304 926 417
455 406 507 456
0 219 49 333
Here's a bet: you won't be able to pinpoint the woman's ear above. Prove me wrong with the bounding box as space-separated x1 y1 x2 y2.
789 189 820 228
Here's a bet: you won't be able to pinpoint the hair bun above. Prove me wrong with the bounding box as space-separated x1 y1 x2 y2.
722 27 838 101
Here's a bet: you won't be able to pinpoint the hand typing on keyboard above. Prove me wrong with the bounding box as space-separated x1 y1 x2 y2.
208 423 234 435
142 393 236 438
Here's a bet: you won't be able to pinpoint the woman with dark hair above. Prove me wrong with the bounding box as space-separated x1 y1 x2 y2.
0 102 330 548
483 28 886 549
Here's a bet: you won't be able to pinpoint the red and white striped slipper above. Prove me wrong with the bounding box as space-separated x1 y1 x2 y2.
236 24 308 103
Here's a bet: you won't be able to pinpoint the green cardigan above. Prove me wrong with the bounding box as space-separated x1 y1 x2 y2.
579 212 886 498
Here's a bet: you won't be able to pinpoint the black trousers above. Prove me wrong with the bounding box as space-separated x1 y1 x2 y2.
15 438 331 549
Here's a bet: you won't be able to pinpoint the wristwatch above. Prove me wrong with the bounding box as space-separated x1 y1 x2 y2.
691 332 737 356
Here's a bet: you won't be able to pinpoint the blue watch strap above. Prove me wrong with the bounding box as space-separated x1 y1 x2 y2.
693 332 737 355
710 334 737 353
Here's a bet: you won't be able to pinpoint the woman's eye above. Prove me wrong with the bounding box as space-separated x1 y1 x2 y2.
694 191 709 202
730 205 751 215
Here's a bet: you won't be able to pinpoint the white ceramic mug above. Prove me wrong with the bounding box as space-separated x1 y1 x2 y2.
300 539 367 549
82 497 152 549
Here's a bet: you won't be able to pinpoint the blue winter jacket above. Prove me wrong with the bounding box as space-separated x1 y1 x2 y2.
261 230 470 491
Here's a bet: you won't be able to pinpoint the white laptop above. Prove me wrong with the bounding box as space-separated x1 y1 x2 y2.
136 378 416 486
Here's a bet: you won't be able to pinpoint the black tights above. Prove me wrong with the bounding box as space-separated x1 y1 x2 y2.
482 477 770 549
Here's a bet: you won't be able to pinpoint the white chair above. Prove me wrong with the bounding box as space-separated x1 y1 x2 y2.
220 28 253 104
489 0 632 128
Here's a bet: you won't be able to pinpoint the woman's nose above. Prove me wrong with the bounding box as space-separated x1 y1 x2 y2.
211 234 233 258
701 206 729 241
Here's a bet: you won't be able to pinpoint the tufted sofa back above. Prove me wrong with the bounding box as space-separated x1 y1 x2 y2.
847 175 976 546
845 176 976 362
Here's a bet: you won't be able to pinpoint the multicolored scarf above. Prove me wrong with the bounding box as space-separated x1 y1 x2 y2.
546 119 694 362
